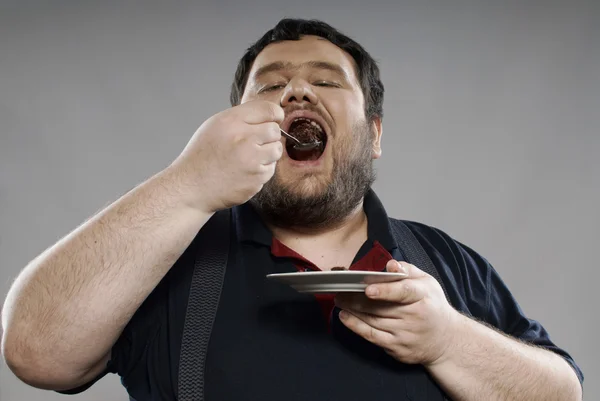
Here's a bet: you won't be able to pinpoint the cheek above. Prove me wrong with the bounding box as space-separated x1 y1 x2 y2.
240 93 251 104
245 92 281 105
239 85 253 103
239 82 268 103
330 135 358 164
240 91 262 104
329 101 365 134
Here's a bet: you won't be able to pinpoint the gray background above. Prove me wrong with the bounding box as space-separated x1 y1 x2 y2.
1 0 598 400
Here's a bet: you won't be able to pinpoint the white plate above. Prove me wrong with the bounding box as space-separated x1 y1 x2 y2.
266 270 407 293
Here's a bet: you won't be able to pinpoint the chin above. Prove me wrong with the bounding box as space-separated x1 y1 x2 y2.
276 171 330 194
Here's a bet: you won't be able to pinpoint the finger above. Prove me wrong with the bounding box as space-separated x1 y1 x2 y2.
341 309 398 333
254 122 283 145
365 277 428 305
338 310 395 347
241 100 284 125
334 294 400 319
259 141 283 165
386 260 428 279
258 161 276 179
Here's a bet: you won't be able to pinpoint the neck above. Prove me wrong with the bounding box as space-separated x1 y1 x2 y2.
268 200 368 251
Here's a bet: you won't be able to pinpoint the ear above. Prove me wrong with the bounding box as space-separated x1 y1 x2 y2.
370 116 383 159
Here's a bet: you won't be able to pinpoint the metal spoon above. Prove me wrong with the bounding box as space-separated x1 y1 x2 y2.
280 128 322 151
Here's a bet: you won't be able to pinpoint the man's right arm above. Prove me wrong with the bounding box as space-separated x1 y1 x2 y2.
1 100 285 391
1 166 213 391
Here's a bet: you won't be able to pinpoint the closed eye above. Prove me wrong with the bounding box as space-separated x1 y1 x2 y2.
259 84 286 93
259 81 340 93
314 81 340 88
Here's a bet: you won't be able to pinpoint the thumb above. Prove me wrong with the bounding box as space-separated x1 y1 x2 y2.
386 260 427 278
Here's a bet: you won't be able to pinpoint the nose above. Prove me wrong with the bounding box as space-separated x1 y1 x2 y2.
280 78 319 107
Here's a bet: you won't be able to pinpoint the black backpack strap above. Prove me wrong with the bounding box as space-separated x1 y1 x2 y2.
177 209 231 401
389 219 450 303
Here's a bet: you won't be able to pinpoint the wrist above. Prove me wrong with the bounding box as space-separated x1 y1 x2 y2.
156 165 217 216
426 309 466 369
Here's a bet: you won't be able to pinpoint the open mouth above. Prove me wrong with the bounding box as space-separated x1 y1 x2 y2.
285 117 327 161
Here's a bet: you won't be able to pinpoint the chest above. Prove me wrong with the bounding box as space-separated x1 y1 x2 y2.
195 245 448 401
276 239 366 272
297 250 357 271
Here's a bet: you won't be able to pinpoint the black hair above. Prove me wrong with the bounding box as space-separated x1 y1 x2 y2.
230 18 384 121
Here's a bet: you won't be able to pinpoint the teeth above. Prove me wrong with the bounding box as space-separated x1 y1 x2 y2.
292 117 323 133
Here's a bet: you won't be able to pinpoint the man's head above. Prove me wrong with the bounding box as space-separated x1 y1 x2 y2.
231 19 385 230
231 19 384 122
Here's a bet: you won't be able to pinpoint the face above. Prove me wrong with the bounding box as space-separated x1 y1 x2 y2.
241 35 383 229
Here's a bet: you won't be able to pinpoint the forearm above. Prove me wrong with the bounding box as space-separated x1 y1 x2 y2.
2 166 212 378
426 313 582 401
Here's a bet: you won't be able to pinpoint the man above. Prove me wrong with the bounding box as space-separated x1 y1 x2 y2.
1 18 583 401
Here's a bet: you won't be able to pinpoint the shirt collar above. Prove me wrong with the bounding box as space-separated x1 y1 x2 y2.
232 188 398 253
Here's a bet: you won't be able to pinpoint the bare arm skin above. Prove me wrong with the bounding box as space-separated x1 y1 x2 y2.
1 167 213 390
1 100 285 391
426 313 582 401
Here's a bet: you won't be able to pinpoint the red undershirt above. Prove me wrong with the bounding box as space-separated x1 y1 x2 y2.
271 238 393 330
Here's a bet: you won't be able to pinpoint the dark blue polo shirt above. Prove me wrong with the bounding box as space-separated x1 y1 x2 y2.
62 189 583 400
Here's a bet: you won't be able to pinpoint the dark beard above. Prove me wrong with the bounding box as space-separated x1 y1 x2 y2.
249 121 377 230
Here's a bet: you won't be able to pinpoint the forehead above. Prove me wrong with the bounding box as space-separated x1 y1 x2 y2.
247 35 359 82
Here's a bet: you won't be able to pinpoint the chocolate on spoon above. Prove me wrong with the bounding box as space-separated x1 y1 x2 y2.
280 128 322 151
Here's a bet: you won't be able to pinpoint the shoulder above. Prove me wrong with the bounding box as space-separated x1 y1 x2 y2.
388 218 585 385
388 218 491 319
390 218 463 256
390 219 490 265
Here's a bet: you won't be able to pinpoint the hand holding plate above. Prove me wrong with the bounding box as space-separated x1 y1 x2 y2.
334 260 461 366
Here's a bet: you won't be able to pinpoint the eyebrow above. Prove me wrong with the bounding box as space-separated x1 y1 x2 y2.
253 60 349 81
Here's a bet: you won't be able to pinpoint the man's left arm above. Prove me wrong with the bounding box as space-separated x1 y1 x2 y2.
335 260 582 401
426 310 582 401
